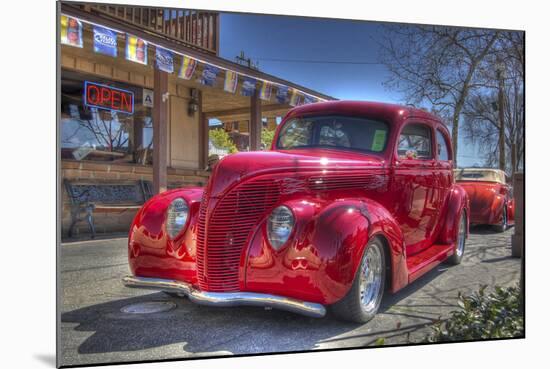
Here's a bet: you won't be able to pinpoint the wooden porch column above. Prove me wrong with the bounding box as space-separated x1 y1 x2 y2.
511 172 524 258
198 90 208 170
250 89 262 151
153 68 168 194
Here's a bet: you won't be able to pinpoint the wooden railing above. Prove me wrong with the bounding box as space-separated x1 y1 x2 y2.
83 4 219 55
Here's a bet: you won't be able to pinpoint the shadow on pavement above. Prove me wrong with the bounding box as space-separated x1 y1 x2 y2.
469 224 514 235
62 292 354 356
61 262 453 357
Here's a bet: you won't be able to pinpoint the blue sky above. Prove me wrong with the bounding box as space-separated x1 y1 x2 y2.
218 12 483 167
220 13 396 102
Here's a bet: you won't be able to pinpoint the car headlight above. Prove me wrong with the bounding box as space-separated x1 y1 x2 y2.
166 198 189 239
267 205 295 250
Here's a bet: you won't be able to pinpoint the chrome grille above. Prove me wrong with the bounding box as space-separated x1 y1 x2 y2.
196 178 280 292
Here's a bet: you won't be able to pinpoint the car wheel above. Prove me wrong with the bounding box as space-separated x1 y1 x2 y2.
330 238 386 323
447 210 466 265
494 205 508 233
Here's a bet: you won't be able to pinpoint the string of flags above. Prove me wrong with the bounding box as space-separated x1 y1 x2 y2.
60 14 324 106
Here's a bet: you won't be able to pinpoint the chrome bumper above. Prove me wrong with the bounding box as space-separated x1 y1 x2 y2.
122 275 326 318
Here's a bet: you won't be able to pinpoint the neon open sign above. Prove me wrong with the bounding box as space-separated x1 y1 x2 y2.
84 81 134 114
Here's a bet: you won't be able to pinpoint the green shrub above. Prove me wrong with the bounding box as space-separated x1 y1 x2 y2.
210 128 238 154
425 285 524 342
261 128 276 150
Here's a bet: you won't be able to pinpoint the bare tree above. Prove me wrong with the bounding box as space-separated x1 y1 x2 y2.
462 32 524 175
62 107 130 152
378 25 499 162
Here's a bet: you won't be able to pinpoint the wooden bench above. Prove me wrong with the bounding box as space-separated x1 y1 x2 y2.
64 179 153 239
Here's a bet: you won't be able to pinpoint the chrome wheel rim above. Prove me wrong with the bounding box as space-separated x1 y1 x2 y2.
359 245 383 313
457 213 466 257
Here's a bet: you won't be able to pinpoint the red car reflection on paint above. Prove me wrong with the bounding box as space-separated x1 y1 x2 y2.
123 101 469 323
454 168 515 232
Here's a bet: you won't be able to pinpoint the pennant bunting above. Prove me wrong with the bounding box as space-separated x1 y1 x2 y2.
126 34 148 65
276 85 290 104
93 25 117 57
259 81 273 101
60 15 83 48
241 77 257 96
155 47 174 73
178 56 198 80
200 65 220 86
59 16 323 113
224 70 238 93
289 89 303 107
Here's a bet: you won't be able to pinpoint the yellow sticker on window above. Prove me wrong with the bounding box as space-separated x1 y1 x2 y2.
371 130 387 151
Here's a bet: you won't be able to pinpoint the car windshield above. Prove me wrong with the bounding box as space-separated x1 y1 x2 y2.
276 115 389 153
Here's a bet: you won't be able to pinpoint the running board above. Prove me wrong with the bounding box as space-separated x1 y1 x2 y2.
406 244 455 283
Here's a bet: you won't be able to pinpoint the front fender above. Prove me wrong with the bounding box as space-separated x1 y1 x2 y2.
244 198 407 304
128 187 204 285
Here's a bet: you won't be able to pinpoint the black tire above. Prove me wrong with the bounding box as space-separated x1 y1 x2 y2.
494 205 508 233
162 291 184 298
447 210 466 265
330 238 386 323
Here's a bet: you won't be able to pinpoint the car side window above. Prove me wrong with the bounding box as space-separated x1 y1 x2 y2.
436 129 451 161
398 124 433 160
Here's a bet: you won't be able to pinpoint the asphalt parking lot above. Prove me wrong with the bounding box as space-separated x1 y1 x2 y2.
59 226 520 367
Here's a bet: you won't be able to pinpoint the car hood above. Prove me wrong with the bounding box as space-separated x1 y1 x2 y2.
208 149 387 198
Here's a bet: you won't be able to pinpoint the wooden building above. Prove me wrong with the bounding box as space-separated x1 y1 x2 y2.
59 3 334 238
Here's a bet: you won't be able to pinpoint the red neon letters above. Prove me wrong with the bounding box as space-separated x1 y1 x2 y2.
85 81 134 114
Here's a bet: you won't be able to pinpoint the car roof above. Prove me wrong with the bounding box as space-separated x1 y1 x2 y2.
286 100 444 126
454 168 506 174
454 168 507 184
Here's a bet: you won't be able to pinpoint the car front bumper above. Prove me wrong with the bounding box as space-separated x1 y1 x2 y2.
122 275 326 318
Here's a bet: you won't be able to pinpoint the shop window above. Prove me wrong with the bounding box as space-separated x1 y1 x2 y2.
60 70 153 164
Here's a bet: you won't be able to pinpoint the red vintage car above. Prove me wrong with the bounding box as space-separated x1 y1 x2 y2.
454 168 515 232
123 101 469 323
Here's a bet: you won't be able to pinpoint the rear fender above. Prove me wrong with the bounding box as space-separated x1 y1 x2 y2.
507 198 515 223
489 192 507 224
438 185 470 244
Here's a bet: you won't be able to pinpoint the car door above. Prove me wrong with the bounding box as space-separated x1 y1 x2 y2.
431 127 454 241
392 122 438 256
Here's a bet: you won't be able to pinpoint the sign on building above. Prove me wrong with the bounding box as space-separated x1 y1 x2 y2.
84 81 134 114
143 89 154 108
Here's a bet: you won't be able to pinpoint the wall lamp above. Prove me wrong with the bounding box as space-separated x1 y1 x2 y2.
188 88 199 116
